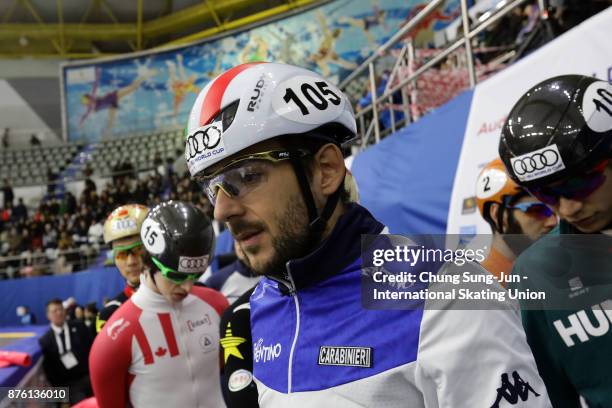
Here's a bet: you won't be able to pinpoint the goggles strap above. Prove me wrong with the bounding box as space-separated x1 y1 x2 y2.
482 202 502 234
149 256 164 288
290 158 320 228
496 204 507 235
289 156 343 233
313 187 341 233
113 240 143 253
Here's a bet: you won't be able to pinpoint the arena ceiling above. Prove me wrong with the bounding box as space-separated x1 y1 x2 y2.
0 0 320 59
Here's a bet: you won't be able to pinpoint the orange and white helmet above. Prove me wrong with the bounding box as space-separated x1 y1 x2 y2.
185 62 356 178
476 158 523 220
103 204 149 244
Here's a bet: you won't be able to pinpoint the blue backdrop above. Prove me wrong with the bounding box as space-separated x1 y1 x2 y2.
0 267 125 326
352 90 473 234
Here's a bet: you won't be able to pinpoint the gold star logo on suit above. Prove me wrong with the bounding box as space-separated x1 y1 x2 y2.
220 323 246 363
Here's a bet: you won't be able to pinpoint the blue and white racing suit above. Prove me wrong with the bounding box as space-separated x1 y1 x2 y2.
250 204 552 407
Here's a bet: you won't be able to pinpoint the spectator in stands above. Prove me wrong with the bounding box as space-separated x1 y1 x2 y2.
515 3 540 45
0 227 8 256
153 152 163 168
83 178 97 199
53 198 63 216
16 305 36 325
72 218 90 248
29 219 43 250
132 180 149 204
46 169 58 197
63 297 78 320
87 218 104 252
1 203 11 223
83 303 98 338
7 226 21 252
43 222 58 250
2 178 14 208
12 198 27 222
358 70 405 131
549 0 611 34
122 160 136 180
1 161 209 280
65 192 77 215
39 298 93 405
16 227 30 254
74 305 85 321
55 230 76 274
30 248 47 276
30 133 41 147
1 128 8 149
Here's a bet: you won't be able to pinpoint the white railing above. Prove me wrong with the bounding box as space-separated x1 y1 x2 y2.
341 0 548 152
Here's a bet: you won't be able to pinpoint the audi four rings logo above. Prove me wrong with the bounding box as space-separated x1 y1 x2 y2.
179 258 207 269
512 149 559 175
185 126 222 159
178 255 209 273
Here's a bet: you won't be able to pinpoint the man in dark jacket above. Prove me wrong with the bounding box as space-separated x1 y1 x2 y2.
39 298 93 405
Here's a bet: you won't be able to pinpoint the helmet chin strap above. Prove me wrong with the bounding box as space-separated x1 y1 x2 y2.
289 158 341 234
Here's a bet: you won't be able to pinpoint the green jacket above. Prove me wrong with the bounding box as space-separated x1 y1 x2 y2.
512 221 612 407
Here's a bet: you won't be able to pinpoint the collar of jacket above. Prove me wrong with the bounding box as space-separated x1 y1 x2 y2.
124 283 137 298
134 278 190 311
235 258 257 278
282 203 384 292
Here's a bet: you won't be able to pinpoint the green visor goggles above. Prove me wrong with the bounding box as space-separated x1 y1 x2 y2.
113 241 145 260
151 256 205 284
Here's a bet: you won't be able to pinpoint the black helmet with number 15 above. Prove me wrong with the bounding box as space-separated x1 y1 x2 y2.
140 201 215 278
499 75 612 189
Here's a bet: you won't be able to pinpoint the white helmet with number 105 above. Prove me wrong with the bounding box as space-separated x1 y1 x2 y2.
185 62 357 178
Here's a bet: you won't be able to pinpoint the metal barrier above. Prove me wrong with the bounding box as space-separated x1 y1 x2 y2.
340 0 545 152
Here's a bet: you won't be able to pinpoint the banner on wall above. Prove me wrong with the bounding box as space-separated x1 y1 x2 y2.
446 7 612 236
61 0 464 142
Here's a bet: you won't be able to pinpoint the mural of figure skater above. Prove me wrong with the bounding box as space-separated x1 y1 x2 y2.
309 11 357 77
268 27 299 64
205 53 224 80
166 54 199 118
405 2 461 46
79 68 155 131
239 35 269 63
338 1 387 44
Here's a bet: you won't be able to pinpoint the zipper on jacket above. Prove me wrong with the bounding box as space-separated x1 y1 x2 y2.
173 305 199 407
285 264 300 394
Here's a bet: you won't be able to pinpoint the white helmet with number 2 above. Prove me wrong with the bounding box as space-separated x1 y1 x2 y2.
185 62 357 178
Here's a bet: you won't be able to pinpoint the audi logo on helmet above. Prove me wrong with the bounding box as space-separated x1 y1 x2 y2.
510 144 566 182
185 125 222 160
178 255 210 273
512 149 559 175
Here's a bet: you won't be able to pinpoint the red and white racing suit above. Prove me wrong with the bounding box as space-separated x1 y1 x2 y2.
89 282 228 408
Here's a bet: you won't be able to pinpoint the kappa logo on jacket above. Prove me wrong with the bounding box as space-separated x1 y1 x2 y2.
490 371 540 407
